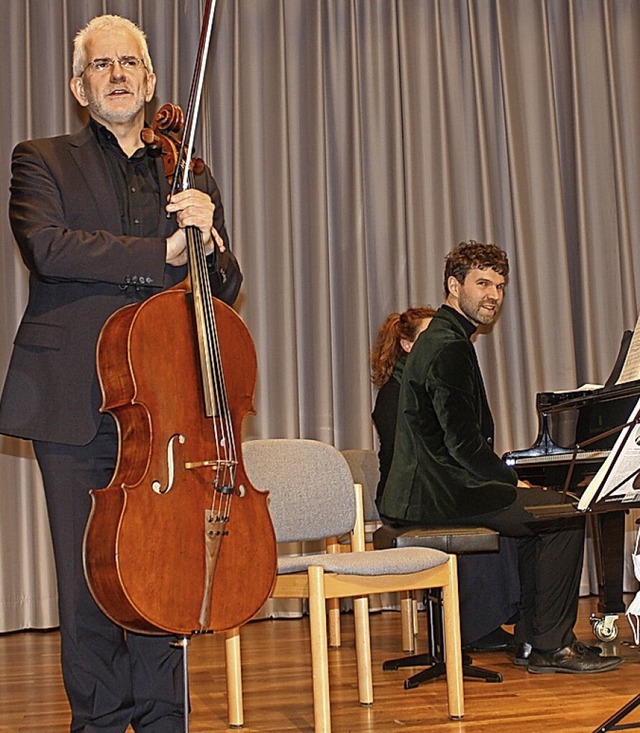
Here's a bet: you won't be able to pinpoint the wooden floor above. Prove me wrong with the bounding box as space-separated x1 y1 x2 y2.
1 595 640 732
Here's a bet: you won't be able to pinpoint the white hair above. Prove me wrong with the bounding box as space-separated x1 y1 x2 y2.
72 14 153 77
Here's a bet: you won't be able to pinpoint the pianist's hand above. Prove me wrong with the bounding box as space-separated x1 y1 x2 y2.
517 479 536 488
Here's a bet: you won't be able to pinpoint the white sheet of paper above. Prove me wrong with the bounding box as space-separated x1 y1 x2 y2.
577 396 640 510
616 313 640 384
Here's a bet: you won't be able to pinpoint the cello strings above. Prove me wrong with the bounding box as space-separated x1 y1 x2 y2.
186 218 237 521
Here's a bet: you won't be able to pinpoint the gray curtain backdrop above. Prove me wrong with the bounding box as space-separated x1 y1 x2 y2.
2 0 640 631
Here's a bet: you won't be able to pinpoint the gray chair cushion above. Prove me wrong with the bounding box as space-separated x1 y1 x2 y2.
278 546 449 575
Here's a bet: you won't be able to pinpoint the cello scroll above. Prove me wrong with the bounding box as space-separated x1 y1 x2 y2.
140 102 205 181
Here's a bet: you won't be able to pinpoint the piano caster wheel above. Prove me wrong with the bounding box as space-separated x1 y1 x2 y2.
591 613 619 642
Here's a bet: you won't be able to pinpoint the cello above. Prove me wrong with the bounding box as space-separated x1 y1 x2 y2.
82 0 277 636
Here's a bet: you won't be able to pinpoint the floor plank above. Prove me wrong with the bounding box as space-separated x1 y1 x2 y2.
0 595 638 732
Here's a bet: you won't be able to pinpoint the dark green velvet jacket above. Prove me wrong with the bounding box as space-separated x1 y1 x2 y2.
378 305 517 524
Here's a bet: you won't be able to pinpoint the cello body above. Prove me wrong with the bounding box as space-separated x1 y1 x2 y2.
83 282 277 635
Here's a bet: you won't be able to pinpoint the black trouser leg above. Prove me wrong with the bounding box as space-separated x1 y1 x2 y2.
454 487 586 651
34 416 184 732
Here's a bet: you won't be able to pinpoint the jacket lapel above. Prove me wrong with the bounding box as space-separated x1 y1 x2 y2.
66 126 123 234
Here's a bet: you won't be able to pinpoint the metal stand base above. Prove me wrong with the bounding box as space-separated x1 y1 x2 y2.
382 589 503 689
593 694 640 732
383 651 502 688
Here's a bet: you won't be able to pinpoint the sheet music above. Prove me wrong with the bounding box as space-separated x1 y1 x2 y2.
577 396 640 510
548 383 603 394
616 313 640 384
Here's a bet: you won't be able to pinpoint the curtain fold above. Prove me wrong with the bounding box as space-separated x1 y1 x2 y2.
2 0 640 632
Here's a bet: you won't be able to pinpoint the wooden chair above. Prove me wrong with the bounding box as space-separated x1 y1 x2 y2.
340 449 382 543
340 448 417 653
225 438 464 732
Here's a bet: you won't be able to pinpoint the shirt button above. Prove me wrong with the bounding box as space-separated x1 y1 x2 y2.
133 218 140 225
130 186 136 192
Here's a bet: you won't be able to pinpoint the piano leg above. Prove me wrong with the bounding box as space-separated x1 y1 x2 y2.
591 511 626 616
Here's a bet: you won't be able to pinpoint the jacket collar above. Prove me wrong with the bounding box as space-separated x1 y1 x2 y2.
439 304 477 339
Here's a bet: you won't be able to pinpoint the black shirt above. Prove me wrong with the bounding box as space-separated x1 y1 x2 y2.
90 118 160 238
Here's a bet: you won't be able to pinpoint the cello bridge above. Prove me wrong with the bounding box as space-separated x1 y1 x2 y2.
185 459 237 471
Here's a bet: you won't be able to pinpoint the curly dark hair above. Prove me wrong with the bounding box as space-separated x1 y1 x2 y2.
444 240 509 296
370 306 436 388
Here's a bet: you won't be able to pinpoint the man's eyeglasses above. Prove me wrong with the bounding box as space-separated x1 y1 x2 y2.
81 56 146 76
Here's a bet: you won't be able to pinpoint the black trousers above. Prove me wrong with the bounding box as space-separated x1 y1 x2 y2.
452 487 586 651
456 538 520 645
34 415 184 733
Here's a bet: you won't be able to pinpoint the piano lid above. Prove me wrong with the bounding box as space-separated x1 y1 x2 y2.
502 322 640 488
613 315 640 385
537 378 640 416
538 319 638 411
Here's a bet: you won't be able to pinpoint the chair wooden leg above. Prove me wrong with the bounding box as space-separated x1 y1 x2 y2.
327 597 341 648
401 592 416 652
225 627 244 728
326 536 342 648
353 595 374 705
442 558 464 720
308 566 332 733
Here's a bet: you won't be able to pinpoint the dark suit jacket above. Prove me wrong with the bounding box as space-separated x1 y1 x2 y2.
371 376 401 505
0 124 242 445
378 305 517 523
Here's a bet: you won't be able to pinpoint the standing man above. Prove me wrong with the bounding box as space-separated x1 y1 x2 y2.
0 15 242 732
379 240 622 674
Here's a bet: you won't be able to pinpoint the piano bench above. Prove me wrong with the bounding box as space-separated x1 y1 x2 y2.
373 523 499 554
373 522 504 689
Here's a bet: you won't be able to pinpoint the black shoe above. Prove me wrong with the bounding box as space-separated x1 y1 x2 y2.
515 640 603 667
527 641 622 674
464 626 514 652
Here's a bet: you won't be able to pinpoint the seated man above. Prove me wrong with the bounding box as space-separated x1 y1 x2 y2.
379 240 622 674
371 305 519 650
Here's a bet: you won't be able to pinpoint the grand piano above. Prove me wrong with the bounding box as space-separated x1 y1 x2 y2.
502 328 640 641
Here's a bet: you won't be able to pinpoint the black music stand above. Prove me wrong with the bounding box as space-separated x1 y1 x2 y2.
593 694 640 732
574 412 640 511
528 404 640 732
578 401 640 733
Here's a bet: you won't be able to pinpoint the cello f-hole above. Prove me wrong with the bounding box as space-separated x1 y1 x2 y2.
151 433 186 494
